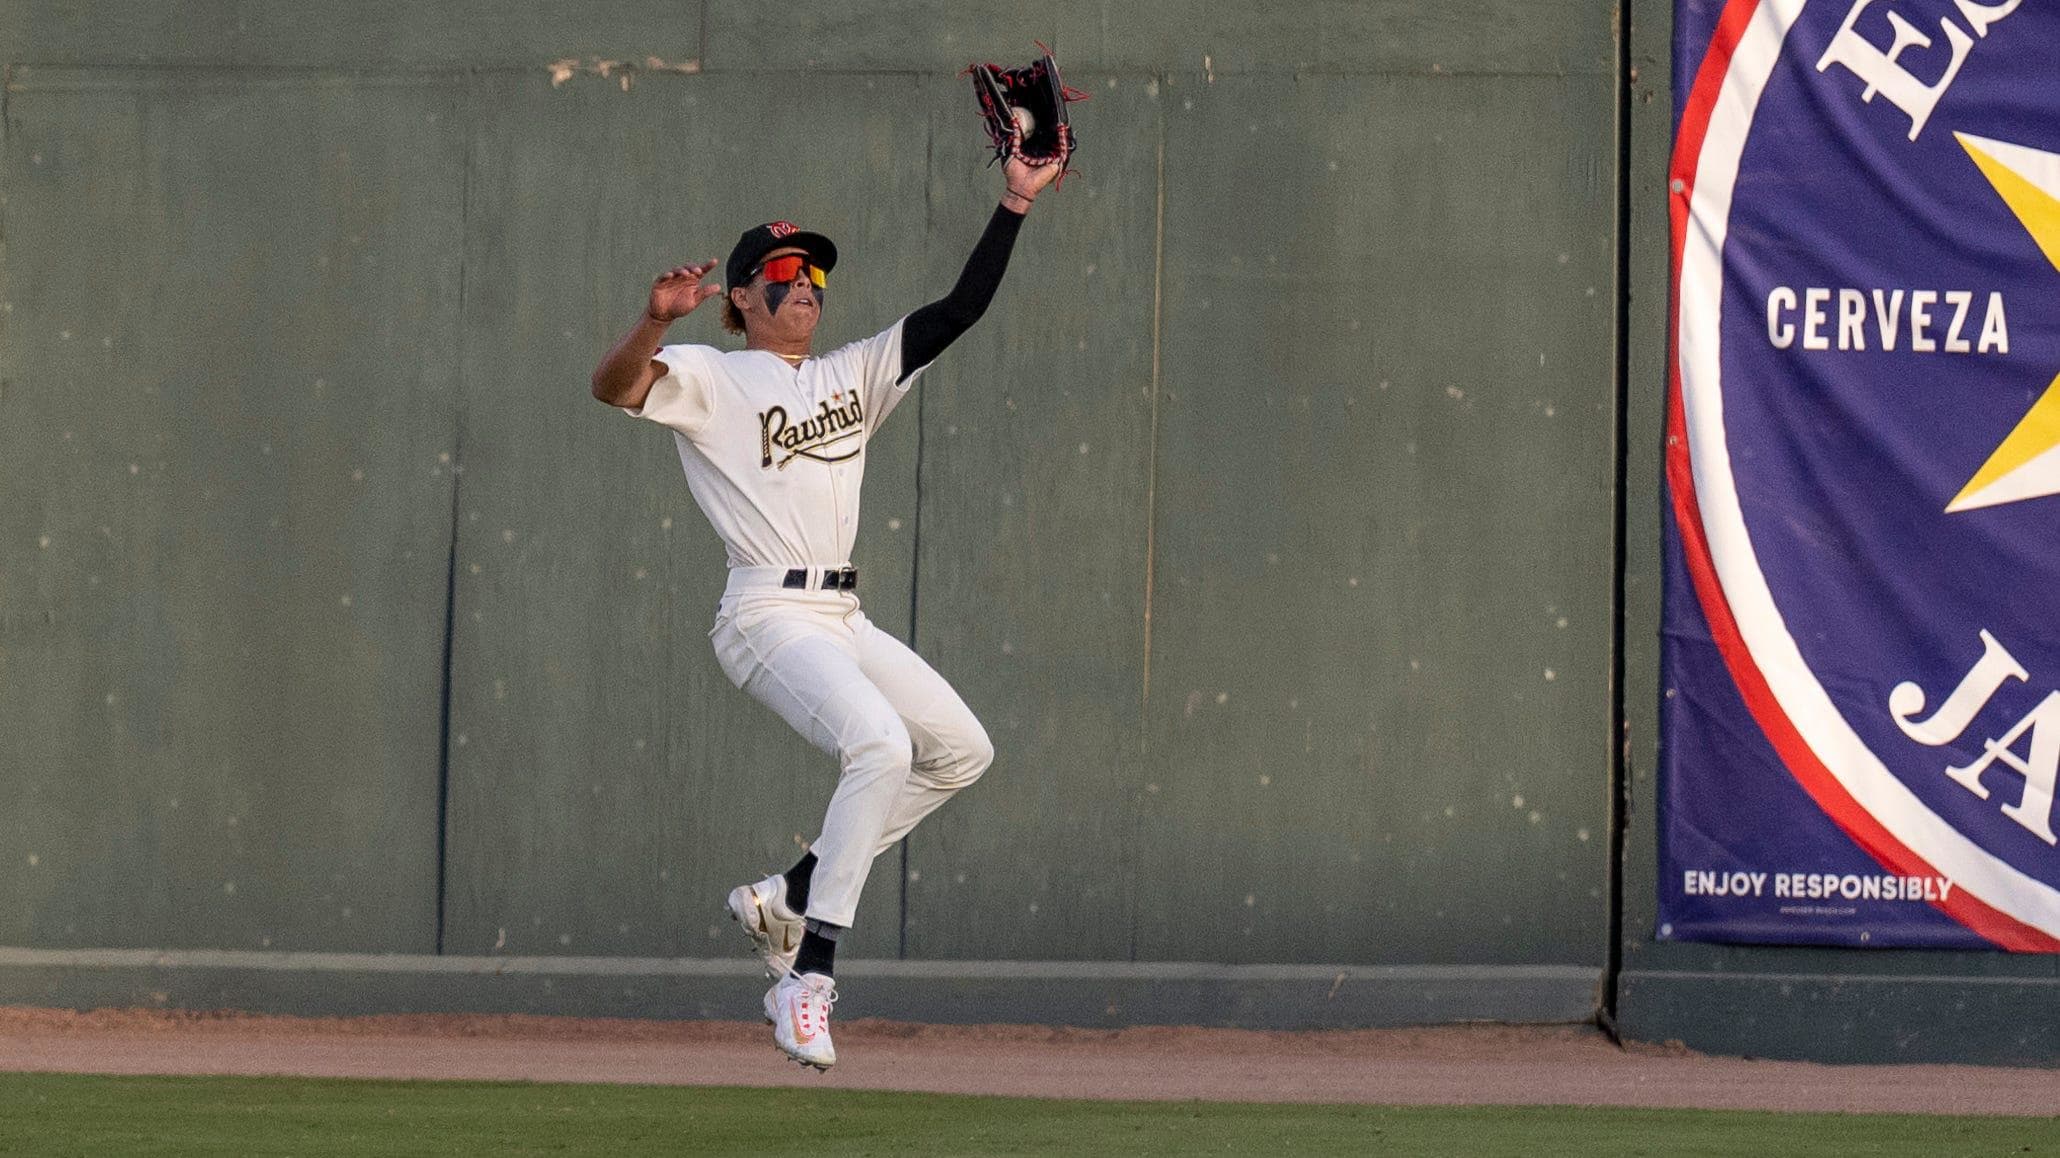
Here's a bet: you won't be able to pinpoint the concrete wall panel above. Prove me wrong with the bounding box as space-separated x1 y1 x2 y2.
1135 70 1618 965
0 69 463 952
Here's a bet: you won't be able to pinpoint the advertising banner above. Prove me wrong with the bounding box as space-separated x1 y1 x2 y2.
1661 0 2060 950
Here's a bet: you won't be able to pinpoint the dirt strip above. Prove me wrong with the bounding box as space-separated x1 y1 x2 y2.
0 1008 2052 1116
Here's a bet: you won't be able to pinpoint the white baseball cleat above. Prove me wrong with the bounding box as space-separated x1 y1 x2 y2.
765 970 838 1071
725 873 803 980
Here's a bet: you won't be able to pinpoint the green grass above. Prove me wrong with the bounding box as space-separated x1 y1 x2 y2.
0 1074 2054 1157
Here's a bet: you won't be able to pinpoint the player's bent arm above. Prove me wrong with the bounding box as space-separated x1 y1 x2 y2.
899 202 1027 381
591 312 675 410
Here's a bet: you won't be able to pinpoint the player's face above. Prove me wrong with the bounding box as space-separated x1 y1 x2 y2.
738 246 825 343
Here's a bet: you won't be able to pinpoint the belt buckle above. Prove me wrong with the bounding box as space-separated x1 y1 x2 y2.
821 566 857 591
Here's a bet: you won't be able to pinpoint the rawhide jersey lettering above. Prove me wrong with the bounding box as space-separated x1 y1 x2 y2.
622 318 922 568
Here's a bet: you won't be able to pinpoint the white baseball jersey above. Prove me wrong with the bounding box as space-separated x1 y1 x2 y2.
621 318 927 568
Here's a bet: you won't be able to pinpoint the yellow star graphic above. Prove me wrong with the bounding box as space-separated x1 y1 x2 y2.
1946 133 2060 514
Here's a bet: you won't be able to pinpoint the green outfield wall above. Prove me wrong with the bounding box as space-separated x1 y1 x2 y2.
0 1 2050 1065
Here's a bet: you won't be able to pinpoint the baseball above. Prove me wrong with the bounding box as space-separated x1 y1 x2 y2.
1011 105 1036 136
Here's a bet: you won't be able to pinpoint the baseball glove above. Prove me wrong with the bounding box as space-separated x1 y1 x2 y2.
967 45 1088 171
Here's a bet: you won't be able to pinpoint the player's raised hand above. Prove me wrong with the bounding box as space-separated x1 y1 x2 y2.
648 259 723 323
1004 148 1066 204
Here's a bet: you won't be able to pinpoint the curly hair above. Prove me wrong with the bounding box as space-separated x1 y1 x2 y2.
721 292 747 335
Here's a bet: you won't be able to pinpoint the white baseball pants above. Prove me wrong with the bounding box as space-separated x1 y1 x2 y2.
709 573 993 929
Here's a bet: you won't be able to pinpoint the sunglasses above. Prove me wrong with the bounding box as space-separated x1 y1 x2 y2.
752 253 828 289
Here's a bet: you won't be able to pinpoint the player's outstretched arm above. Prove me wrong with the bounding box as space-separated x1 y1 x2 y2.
898 158 1064 382
591 259 722 410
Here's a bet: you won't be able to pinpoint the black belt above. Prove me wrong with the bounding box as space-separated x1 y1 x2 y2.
783 566 858 591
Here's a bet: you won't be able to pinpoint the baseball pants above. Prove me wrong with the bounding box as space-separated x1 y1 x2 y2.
710 573 993 929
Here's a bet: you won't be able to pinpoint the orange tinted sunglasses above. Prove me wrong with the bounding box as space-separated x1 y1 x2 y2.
753 254 828 289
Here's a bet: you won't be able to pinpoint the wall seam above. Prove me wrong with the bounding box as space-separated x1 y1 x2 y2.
900 78 934 963
1141 111 1165 708
432 71 478 958
0 61 1596 81
1130 84 1167 965
1601 0 1638 1038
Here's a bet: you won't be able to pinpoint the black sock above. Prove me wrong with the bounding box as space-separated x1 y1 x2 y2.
783 852 816 915
793 921 841 978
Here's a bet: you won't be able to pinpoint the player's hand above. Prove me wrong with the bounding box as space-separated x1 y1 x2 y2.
1003 147 1066 205
648 259 723 323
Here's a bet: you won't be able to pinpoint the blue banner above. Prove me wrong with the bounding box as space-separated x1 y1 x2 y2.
1661 0 2060 951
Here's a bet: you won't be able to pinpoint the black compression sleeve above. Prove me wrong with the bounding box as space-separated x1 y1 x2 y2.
899 203 1026 382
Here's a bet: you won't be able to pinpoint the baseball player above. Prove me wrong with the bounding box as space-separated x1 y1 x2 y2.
589 153 1064 1069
